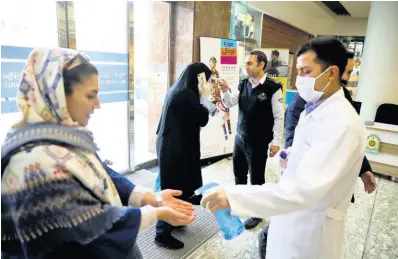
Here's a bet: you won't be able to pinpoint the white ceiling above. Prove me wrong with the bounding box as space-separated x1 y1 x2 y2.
248 1 371 36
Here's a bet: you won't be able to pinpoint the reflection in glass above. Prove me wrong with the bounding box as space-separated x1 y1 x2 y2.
0 1 58 146
229 2 262 46
133 1 170 165
74 1 130 171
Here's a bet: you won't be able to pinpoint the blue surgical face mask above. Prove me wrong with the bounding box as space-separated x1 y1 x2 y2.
295 68 331 103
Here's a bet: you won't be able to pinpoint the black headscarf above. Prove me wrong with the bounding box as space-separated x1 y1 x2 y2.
172 62 212 97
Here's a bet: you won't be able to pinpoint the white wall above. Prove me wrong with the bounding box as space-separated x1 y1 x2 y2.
355 1 398 121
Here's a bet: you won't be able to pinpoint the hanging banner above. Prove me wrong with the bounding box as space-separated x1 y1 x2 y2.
200 37 240 159
256 48 290 103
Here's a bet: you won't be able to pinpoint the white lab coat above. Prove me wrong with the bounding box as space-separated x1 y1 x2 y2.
225 89 365 259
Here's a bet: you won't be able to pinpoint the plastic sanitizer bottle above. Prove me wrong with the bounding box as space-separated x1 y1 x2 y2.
279 150 289 175
195 182 244 240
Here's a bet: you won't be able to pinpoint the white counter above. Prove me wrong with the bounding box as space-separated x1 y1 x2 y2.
365 122 398 178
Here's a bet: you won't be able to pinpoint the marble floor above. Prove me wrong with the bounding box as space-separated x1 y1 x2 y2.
185 158 398 259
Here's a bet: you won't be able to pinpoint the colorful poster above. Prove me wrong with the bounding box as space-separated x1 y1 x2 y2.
270 76 288 98
257 48 290 103
200 37 240 159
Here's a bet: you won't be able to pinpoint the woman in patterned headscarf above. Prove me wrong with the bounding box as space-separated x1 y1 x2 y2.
1 48 195 259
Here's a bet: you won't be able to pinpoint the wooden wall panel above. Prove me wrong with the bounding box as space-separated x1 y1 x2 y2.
193 1 232 62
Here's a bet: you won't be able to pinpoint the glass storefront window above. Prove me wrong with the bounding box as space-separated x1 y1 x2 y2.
229 1 262 46
0 2 59 48
74 2 128 53
229 2 262 81
74 2 130 172
133 1 170 165
1 1 59 145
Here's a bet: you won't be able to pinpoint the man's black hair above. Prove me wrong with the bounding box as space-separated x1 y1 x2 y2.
296 37 348 78
271 50 280 57
347 51 355 59
249 50 268 71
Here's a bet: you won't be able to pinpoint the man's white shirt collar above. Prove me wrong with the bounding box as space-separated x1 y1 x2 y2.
249 74 267 89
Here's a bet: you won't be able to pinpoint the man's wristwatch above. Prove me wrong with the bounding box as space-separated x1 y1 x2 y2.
155 192 163 207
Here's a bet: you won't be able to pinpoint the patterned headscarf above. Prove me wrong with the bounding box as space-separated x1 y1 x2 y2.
2 47 121 203
2 49 101 157
13 48 93 129
1 48 137 258
2 49 124 253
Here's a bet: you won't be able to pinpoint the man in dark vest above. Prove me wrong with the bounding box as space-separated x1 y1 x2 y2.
217 50 285 230
257 50 377 258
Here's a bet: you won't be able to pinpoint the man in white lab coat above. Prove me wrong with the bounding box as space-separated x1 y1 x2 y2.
202 38 366 259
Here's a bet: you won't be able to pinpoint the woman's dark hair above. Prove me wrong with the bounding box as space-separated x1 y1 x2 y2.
63 61 98 96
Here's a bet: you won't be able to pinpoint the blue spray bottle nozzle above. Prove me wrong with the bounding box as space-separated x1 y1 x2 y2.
194 182 219 196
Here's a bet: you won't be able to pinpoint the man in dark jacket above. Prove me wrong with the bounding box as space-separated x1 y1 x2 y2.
258 51 377 258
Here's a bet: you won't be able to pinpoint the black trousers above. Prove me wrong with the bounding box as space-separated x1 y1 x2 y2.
233 134 270 185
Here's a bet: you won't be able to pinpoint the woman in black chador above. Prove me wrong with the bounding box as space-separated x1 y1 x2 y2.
154 62 215 250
